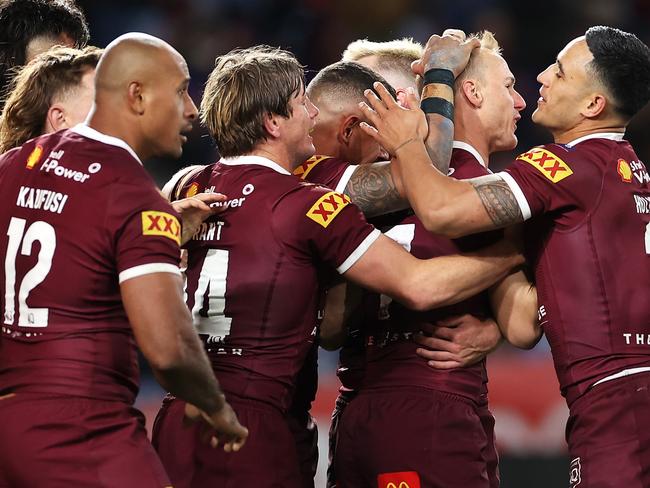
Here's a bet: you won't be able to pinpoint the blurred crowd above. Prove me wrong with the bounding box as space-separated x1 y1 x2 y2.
75 0 650 184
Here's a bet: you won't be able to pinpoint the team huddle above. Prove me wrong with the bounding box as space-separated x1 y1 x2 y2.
0 1 649 488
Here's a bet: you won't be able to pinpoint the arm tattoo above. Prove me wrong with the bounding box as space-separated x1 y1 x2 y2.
424 114 454 175
344 162 408 218
469 174 524 227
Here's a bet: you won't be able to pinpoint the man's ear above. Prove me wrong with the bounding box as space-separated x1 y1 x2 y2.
338 114 359 145
45 104 66 132
582 92 607 119
127 81 145 115
263 112 282 139
460 79 483 108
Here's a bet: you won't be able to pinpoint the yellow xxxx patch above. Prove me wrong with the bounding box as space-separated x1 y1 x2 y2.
141 211 181 245
517 148 573 183
306 191 351 228
294 155 330 179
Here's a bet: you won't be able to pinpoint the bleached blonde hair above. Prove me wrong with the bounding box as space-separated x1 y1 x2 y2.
456 31 502 87
342 38 422 81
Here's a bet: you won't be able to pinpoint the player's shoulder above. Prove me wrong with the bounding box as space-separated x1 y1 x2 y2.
512 142 598 184
276 181 353 228
293 154 350 180
450 147 490 179
165 164 211 201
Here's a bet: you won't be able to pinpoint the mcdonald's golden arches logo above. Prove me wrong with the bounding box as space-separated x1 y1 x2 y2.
377 471 421 488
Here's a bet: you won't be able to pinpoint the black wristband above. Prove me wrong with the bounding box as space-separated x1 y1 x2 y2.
423 68 455 86
420 97 454 120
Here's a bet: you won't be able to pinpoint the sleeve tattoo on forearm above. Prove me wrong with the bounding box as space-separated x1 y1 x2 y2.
345 163 408 218
470 175 524 227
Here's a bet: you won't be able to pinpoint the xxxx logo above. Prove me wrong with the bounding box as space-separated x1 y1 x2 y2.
141 211 181 245
377 471 420 488
517 147 573 183
306 191 351 228
294 155 330 179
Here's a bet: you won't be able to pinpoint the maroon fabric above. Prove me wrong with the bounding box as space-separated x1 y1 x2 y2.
179 160 375 413
287 409 318 488
327 390 356 488
505 138 650 406
153 396 302 488
0 129 181 404
565 372 650 487
336 387 496 488
362 149 501 402
0 392 171 487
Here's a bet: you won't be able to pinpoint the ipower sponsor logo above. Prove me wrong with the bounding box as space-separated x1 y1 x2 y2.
39 150 101 183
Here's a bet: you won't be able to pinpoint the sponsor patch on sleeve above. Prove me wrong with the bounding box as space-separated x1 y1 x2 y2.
26 145 43 170
377 471 421 488
293 155 330 179
141 211 181 245
516 147 573 183
306 191 351 228
185 181 200 197
617 159 632 183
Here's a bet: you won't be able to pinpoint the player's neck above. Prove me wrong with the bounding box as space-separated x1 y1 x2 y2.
86 111 146 159
248 144 295 172
453 131 489 167
553 120 625 145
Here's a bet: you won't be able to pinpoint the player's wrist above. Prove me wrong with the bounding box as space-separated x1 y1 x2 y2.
203 392 227 415
420 68 455 122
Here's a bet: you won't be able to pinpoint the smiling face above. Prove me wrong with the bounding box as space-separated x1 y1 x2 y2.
476 50 526 153
532 36 596 136
281 85 320 164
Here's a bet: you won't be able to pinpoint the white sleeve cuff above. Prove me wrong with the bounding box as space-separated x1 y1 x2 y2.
337 228 381 274
118 263 181 283
335 165 357 194
498 171 532 221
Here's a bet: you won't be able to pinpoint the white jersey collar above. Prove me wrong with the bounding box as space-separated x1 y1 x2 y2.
219 155 291 175
453 140 487 168
71 124 142 165
565 132 625 148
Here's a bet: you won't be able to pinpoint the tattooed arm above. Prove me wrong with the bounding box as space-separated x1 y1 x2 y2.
343 161 409 218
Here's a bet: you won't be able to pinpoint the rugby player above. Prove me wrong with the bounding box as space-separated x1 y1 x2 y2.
331 32 537 488
362 26 650 486
0 33 247 487
152 45 524 488
0 0 89 95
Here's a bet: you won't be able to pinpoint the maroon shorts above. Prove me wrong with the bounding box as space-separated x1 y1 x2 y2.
566 371 650 488
287 409 318 488
328 390 357 488
152 396 302 488
0 392 170 488
336 387 498 488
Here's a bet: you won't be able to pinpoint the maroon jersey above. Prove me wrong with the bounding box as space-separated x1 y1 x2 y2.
180 155 379 412
295 155 368 392
502 133 650 406
0 125 182 404
361 144 502 401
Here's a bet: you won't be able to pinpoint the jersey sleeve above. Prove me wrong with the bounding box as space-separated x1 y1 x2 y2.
105 180 182 283
294 155 356 193
500 144 601 224
273 184 380 274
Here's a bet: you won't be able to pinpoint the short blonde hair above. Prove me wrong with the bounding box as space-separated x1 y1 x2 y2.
201 45 304 158
342 38 422 77
456 31 502 86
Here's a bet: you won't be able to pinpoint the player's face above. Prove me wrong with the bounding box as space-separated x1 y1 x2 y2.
145 53 198 159
532 37 594 133
284 87 319 164
346 117 389 164
478 52 525 153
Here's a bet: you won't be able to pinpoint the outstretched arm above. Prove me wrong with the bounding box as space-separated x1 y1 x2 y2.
343 233 524 311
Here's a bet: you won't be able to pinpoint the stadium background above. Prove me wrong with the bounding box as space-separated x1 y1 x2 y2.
74 1 650 486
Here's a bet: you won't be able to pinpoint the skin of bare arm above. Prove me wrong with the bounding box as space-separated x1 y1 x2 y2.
360 82 524 237
342 233 524 311
343 161 409 218
319 281 365 351
121 272 248 452
488 269 541 349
